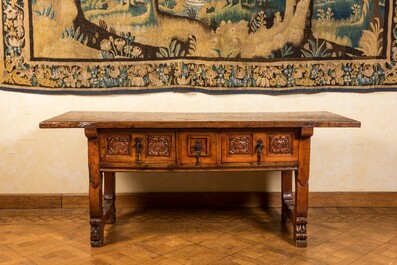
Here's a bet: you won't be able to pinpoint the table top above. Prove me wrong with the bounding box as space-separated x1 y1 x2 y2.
39 111 361 129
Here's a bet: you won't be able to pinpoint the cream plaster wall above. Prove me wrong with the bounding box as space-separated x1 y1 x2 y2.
0 90 396 194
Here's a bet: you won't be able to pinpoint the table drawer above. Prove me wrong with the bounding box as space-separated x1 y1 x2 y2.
178 131 218 166
265 131 299 162
221 131 264 163
100 131 134 163
221 130 298 164
100 129 176 166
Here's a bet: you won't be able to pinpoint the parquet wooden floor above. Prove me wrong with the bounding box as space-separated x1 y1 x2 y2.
1 207 397 265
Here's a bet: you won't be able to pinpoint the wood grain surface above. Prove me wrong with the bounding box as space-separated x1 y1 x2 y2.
39 111 361 129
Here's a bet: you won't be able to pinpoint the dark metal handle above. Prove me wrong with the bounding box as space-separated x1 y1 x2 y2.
194 139 202 165
134 137 142 163
255 139 264 165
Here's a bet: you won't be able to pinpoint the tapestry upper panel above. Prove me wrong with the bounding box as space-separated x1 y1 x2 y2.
1 0 396 94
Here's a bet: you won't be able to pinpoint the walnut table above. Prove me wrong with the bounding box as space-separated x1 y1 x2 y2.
40 111 360 247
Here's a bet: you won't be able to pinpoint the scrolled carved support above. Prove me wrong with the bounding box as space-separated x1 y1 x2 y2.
282 197 294 223
286 199 294 211
295 217 308 247
104 195 116 224
103 194 113 211
90 217 103 247
281 171 293 223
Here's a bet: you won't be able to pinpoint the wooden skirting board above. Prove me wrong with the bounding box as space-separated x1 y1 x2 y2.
1 192 397 209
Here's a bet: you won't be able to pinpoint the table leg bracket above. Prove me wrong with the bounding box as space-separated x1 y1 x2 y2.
104 195 116 224
281 194 294 223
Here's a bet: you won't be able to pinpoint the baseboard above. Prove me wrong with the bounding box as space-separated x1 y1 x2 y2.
0 194 62 209
1 192 397 209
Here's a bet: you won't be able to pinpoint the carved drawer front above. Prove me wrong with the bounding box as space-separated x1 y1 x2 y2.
100 130 176 165
178 131 218 166
265 130 299 162
221 132 266 163
100 131 134 163
137 131 176 164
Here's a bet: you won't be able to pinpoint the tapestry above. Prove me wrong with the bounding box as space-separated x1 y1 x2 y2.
1 0 397 94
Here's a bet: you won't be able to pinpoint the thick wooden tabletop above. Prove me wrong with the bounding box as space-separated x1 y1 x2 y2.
39 111 360 129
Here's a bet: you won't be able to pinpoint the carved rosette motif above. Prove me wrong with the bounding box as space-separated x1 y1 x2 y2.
107 136 130 155
269 135 292 155
147 136 170 156
229 136 251 155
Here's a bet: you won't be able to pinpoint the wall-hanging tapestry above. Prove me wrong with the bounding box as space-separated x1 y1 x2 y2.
1 0 397 94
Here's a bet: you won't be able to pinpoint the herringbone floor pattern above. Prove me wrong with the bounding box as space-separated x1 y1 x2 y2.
1 207 397 264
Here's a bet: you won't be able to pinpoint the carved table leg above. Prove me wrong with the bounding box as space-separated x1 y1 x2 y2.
281 171 293 223
104 172 116 224
293 127 313 248
85 128 104 247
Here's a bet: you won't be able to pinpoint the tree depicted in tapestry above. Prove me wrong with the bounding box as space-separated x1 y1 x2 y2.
30 0 386 59
1 0 397 93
